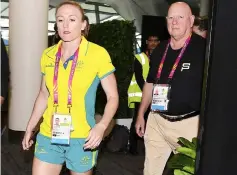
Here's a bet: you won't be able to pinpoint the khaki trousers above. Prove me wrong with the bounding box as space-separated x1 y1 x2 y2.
143 112 199 175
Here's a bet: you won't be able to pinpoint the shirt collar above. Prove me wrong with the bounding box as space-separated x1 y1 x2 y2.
45 36 89 60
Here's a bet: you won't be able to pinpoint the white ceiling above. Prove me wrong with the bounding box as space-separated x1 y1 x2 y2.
0 0 123 40
89 0 201 33
1 0 201 45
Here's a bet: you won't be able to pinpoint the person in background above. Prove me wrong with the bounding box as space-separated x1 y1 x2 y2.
145 35 160 58
22 1 119 175
128 34 159 155
136 2 206 174
193 16 208 38
1 37 10 106
1 37 10 133
128 46 150 155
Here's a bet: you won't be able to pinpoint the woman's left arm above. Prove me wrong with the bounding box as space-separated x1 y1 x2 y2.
98 73 119 128
84 73 119 149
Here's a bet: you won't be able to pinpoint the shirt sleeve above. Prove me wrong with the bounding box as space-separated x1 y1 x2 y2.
97 48 115 79
134 58 145 89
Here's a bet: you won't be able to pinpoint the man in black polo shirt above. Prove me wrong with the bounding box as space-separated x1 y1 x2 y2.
135 2 206 175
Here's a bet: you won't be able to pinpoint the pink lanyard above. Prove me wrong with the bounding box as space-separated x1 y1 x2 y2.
53 46 79 111
156 35 191 80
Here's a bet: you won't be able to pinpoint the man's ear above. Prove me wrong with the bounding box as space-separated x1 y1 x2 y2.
190 15 195 27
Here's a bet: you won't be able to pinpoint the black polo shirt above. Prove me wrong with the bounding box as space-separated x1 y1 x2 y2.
146 33 206 115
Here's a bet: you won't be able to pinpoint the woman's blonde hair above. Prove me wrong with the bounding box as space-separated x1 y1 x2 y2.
55 1 85 21
55 1 87 36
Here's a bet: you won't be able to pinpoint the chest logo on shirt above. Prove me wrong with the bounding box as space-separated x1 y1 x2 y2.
45 61 84 69
76 60 84 69
46 63 54 67
181 63 191 71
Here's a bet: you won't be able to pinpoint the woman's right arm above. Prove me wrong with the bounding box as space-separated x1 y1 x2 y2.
25 76 49 132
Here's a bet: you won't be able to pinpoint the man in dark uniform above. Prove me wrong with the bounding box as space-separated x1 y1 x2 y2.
136 2 206 174
145 35 160 58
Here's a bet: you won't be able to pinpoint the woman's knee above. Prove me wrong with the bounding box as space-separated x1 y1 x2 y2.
32 157 62 175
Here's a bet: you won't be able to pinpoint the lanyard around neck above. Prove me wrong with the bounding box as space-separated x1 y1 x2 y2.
53 46 79 109
156 35 191 81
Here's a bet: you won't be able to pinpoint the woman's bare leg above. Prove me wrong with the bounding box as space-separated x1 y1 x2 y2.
70 169 93 175
32 157 63 175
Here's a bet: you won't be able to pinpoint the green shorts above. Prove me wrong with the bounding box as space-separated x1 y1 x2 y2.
34 133 98 173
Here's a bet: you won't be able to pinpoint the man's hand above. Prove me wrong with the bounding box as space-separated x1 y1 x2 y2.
135 116 145 137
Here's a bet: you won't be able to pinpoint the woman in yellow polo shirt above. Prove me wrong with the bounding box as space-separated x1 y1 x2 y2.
21 1 119 175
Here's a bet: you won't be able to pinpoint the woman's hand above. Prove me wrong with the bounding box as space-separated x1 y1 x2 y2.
83 123 106 150
22 130 34 150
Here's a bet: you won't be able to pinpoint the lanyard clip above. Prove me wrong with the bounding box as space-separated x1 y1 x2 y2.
155 78 160 84
67 105 72 114
53 104 58 113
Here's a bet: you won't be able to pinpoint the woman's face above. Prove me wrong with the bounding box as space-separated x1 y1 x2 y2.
56 4 86 42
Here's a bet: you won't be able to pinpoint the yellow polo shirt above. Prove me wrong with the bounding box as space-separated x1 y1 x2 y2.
39 37 115 138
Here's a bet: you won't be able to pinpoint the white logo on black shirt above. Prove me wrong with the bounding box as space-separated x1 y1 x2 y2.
181 63 191 71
